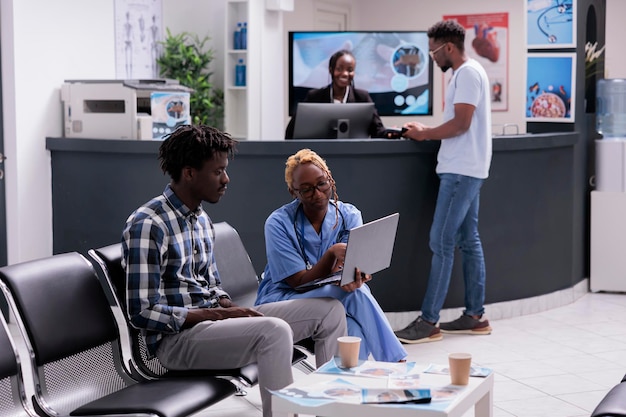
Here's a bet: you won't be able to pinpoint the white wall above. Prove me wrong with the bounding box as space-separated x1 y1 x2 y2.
161 0 224 88
0 0 624 264
0 0 219 264
1 0 116 264
605 0 625 78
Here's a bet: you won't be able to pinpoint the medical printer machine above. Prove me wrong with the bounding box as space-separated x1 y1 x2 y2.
61 79 193 140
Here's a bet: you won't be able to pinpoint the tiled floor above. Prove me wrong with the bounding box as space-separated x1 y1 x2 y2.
195 291 626 417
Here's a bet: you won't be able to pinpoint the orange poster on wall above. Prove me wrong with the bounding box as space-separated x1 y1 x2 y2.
442 13 509 112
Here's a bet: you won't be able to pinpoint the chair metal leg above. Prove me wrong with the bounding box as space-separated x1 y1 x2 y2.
293 358 316 375
235 385 248 396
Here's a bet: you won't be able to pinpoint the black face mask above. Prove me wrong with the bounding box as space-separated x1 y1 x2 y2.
440 65 451 73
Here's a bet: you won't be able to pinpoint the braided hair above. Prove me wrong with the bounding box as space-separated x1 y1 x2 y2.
285 148 341 229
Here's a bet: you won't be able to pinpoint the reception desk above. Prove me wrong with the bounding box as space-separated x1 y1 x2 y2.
47 133 579 313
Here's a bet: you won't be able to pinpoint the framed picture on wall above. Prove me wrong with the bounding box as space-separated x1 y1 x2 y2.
114 0 163 79
525 52 576 123
526 0 576 48
443 12 509 112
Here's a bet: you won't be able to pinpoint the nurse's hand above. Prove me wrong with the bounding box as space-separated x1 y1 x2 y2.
328 243 347 273
340 267 371 292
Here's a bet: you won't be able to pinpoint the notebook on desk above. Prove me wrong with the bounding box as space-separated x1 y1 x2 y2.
294 213 400 292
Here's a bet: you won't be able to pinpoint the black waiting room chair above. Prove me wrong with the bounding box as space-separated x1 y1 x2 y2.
88 245 260 395
0 252 237 417
0 304 38 417
88 221 315 385
590 373 626 417
209 221 316 373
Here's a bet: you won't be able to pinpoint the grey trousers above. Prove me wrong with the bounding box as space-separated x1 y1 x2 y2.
156 297 346 417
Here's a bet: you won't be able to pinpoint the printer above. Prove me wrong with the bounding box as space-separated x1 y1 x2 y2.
61 79 193 139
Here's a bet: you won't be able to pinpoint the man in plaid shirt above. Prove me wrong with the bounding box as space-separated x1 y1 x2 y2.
122 125 346 417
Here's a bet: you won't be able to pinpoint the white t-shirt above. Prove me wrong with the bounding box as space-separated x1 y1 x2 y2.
437 59 492 179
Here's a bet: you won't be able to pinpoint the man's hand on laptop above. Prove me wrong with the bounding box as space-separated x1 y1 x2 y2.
341 267 371 292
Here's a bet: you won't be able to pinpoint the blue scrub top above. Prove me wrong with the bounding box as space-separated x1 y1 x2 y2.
256 199 362 304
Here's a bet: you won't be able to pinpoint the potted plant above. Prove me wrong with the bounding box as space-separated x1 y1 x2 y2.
584 41 605 114
157 29 224 129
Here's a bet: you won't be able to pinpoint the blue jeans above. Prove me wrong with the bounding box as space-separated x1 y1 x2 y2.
421 173 486 323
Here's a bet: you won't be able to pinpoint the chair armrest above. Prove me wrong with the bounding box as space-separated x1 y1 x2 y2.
292 347 308 365
295 337 315 355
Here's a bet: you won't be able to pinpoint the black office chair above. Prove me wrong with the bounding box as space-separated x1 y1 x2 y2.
211 221 316 374
88 222 314 381
0 306 38 417
212 221 265 308
590 373 626 417
88 245 259 394
0 252 236 417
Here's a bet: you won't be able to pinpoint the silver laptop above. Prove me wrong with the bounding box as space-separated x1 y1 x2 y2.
294 213 400 292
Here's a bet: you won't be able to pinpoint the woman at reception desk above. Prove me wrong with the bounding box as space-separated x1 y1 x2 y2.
285 49 386 139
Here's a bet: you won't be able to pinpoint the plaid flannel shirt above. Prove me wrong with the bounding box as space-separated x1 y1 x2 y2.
121 184 230 357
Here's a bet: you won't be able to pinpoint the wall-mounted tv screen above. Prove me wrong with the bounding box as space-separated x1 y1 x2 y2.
289 31 433 117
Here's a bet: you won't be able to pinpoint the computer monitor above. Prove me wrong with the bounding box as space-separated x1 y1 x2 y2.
292 102 375 139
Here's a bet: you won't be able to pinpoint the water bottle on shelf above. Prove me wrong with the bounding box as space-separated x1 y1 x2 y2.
233 22 242 49
241 22 248 50
235 58 246 87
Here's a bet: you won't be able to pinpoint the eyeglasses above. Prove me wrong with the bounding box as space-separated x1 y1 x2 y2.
294 180 331 198
429 43 447 59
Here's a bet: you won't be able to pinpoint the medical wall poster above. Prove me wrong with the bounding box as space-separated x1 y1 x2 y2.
443 13 509 112
114 0 163 79
525 53 576 122
526 0 576 48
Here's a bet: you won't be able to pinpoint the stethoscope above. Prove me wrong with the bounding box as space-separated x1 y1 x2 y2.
293 201 348 270
536 0 573 44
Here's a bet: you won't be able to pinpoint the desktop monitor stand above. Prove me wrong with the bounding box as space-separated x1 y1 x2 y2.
336 119 350 139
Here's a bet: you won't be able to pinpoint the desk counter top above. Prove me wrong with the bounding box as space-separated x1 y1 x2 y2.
47 132 582 313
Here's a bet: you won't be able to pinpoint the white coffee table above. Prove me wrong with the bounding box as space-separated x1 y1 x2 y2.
272 362 494 417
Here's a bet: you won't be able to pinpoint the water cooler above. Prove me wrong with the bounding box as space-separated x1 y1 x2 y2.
590 79 626 292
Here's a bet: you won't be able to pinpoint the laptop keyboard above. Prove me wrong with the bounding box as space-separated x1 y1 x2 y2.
295 270 342 290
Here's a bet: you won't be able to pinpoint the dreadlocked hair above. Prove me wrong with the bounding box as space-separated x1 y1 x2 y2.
427 19 466 52
158 125 238 182
285 148 341 229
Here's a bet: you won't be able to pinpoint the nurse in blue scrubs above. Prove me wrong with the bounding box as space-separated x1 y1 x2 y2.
255 148 407 363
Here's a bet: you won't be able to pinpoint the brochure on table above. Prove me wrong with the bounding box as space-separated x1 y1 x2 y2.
423 363 493 378
273 377 442 408
271 358 481 409
316 357 418 378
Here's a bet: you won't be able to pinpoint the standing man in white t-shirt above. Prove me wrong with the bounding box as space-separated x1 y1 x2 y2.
395 20 493 344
